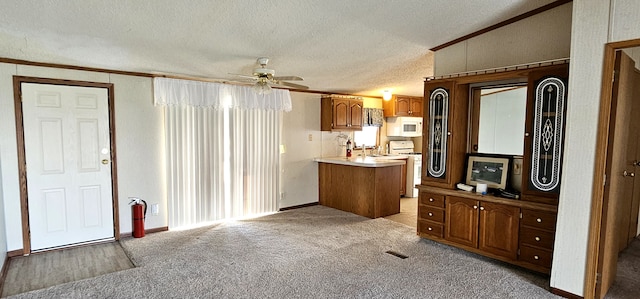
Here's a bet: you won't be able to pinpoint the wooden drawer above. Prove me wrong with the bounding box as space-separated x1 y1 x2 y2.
419 206 445 223
519 227 555 250
521 209 557 230
519 245 553 268
419 192 445 208
418 220 444 238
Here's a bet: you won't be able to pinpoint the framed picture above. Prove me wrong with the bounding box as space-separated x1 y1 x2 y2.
465 155 510 190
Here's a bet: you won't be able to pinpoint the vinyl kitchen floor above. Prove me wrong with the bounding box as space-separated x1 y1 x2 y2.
384 196 417 229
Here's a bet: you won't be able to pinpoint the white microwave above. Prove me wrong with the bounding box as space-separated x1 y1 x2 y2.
386 117 423 137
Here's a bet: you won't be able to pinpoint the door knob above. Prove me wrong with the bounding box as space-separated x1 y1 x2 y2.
101 159 110 165
623 170 635 177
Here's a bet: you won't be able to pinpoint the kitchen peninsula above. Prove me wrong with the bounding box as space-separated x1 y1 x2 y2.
315 157 405 218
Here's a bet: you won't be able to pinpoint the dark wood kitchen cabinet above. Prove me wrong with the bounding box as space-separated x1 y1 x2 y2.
418 186 556 274
400 158 407 196
321 95 363 131
445 196 519 260
383 95 423 117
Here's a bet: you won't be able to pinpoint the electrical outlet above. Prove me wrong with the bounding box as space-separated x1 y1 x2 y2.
151 203 159 215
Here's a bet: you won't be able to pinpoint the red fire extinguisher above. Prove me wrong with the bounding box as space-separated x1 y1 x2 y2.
129 197 147 238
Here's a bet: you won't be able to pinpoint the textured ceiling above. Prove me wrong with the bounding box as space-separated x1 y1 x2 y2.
0 0 556 97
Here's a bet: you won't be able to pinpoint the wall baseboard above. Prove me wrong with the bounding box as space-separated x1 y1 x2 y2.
550 287 583 299
0 254 10 297
7 249 23 258
279 202 319 211
119 226 169 239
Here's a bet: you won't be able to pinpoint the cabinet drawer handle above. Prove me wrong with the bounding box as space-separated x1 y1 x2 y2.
428 212 433 217
429 198 434 202
428 227 433 231
535 236 541 242
534 255 540 260
536 218 542 223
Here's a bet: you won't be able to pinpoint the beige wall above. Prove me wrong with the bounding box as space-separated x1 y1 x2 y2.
552 0 640 296
434 2 572 76
0 150 6 269
0 64 167 251
551 1 611 296
281 92 322 208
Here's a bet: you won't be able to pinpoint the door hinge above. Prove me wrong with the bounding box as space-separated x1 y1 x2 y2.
519 212 523 219
612 70 617 83
517 248 521 256
603 174 607 187
596 272 601 284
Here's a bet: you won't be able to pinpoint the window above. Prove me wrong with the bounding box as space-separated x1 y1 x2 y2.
354 126 379 148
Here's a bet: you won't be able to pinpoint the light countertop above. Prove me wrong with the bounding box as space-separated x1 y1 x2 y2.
314 156 406 168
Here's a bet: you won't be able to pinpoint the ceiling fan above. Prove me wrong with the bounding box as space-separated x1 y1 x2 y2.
231 57 309 94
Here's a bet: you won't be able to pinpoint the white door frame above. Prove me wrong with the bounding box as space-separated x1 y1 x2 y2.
13 76 120 255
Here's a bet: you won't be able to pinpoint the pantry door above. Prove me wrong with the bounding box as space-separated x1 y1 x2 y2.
21 82 115 251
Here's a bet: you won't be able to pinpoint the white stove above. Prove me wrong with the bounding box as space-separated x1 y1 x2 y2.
389 141 421 197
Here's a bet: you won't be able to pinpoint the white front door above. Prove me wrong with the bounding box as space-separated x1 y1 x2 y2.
22 83 114 251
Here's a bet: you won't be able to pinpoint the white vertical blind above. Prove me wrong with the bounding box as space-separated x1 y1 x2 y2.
232 108 281 215
155 78 289 229
165 106 226 227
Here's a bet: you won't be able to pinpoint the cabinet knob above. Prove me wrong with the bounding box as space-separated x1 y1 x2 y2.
536 218 542 223
473 205 478 209
479 206 485 211
535 236 541 242
429 198 434 202
428 227 433 231
428 212 433 217
534 255 540 260
525 132 530 137
447 132 451 136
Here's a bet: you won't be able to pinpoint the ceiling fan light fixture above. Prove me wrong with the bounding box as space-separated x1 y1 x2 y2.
253 80 272 95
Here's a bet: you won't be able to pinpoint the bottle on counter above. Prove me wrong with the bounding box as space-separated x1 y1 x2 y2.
346 138 352 157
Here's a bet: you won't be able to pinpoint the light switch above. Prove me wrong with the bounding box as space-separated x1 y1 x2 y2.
513 160 522 175
308 134 313 141
151 203 159 215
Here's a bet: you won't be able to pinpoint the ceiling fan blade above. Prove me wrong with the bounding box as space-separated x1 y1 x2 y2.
276 81 309 89
229 73 258 80
273 76 303 81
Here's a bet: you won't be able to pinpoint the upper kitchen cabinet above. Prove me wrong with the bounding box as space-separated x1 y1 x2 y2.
321 95 363 131
383 95 423 117
422 81 468 189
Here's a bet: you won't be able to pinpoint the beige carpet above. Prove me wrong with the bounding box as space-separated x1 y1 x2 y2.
7 206 560 298
604 237 640 298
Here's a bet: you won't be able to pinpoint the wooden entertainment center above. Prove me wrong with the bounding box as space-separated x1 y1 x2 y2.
417 63 569 274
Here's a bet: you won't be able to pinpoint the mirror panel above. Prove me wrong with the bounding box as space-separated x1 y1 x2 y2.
478 87 527 155
471 85 527 156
